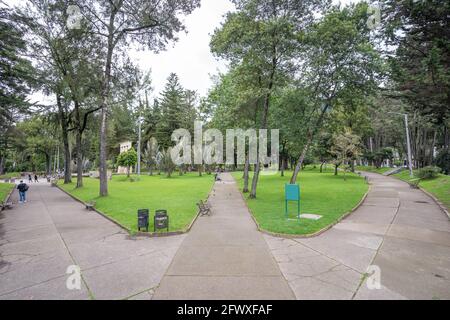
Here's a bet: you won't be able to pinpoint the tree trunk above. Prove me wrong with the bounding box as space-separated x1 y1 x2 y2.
334 164 339 176
280 156 285 177
320 161 325 173
45 153 51 175
56 94 72 184
198 164 202 177
243 154 250 193
76 130 83 188
290 142 310 184
99 11 116 197
249 164 259 198
290 103 330 184
0 156 4 175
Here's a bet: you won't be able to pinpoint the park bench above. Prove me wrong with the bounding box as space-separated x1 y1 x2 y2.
85 201 96 211
0 201 13 210
197 200 211 216
408 178 422 189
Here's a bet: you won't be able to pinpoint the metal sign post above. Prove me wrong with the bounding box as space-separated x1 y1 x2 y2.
285 184 300 219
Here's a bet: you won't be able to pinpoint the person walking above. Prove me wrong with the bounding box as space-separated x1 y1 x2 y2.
17 180 29 204
34 174 39 183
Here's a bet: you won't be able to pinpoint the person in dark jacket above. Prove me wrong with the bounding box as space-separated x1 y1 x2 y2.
28 174 32 183
34 174 39 183
17 180 29 203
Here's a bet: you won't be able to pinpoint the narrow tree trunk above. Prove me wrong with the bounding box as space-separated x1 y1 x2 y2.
290 142 310 184
45 153 51 175
243 154 250 193
0 156 4 175
280 156 285 177
56 94 72 184
76 130 83 188
320 161 325 173
99 12 116 197
334 164 339 176
249 164 259 198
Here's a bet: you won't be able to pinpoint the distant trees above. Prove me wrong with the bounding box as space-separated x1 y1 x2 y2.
375 0 450 170
0 7 34 174
211 0 328 198
80 0 201 196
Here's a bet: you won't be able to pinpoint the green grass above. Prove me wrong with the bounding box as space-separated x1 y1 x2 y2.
394 170 450 210
355 166 393 174
232 167 369 235
0 183 14 202
60 173 214 233
0 172 21 180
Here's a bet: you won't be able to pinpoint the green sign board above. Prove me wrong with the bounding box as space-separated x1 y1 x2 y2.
285 184 300 218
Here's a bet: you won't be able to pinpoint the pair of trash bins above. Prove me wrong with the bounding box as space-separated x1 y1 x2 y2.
138 209 169 232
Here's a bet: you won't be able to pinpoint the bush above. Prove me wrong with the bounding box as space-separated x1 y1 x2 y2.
416 166 442 180
435 148 450 175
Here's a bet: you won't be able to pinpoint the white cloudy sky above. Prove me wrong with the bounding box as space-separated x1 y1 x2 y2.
4 0 359 104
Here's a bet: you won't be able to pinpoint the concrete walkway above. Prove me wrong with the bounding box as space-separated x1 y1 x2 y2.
1 172 449 300
0 181 185 300
265 172 450 300
153 173 295 299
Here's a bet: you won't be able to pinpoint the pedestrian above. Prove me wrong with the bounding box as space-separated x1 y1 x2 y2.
34 174 39 183
17 180 29 203
28 174 32 183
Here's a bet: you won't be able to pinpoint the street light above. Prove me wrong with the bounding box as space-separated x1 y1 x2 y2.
388 112 414 177
137 115 142 177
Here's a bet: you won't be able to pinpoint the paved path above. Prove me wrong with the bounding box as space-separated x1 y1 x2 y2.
0 181 185 300
1 172 449 300
153 173 295 299
265 172 450 300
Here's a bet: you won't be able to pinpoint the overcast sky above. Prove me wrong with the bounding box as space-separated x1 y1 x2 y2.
3 0 359 104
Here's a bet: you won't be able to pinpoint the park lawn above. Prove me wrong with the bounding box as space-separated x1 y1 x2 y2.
394 170 450 210
232 167 369 235
355 166 392 174
0 183 14 202
60 173 214 233
0 172 21 180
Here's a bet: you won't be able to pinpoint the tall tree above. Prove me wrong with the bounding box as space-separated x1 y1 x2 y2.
289 3 384 183
211 0 328 198
0 7 34 174
80 0 200 196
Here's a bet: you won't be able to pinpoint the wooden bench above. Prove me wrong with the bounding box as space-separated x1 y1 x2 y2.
0 201 13 210
85 201 96 211
197 200 211 216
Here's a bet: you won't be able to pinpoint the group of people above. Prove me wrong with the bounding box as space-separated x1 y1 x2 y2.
28 173 39 183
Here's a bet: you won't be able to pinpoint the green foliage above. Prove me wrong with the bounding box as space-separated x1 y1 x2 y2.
159 148 176 178
435 148 450 175
416 166 442 180
116 149 137 177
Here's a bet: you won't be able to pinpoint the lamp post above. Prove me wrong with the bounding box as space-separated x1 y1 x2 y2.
137 115 142 177
389 112 413 177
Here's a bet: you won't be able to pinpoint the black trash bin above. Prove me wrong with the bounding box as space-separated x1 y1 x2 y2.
138 209 149 232
154 209 169 232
